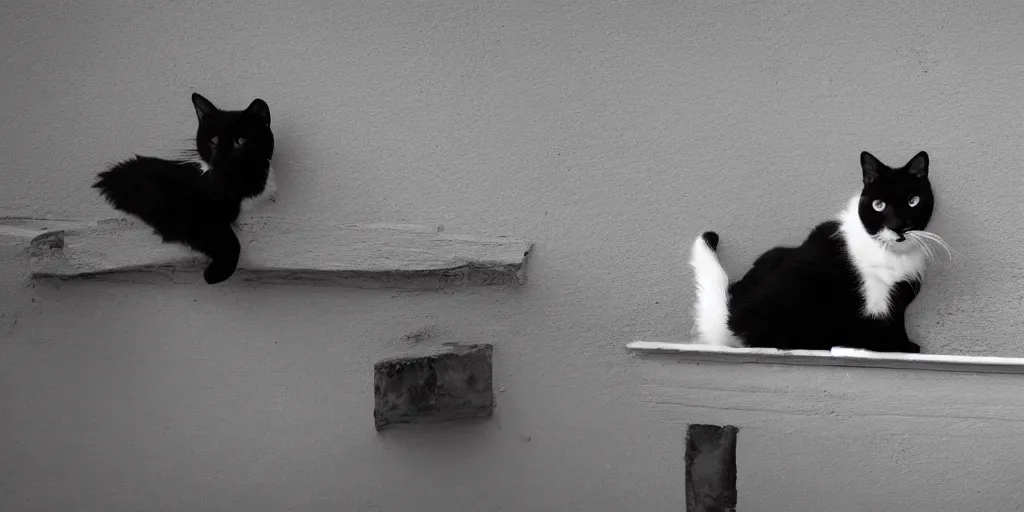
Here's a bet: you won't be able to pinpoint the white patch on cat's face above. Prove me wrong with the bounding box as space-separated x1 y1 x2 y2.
876 228 900 242
195 160 211 174
839 194 928 319
877 228 922 255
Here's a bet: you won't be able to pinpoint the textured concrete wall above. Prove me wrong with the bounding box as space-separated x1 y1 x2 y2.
3 0 1024 510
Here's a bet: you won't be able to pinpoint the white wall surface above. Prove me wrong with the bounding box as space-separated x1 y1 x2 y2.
3 0 1024 510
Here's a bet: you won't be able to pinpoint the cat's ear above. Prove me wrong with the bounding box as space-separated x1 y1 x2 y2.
860 151 884 185
245 98 271 126
191 93 217 123
906 151 929 179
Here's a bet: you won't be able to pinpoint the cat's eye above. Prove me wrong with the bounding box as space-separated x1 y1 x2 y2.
234 137 247 147
908 196 920 207
872 199 886 212
210 136 219 146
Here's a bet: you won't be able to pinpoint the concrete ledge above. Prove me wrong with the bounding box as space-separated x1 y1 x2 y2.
627 341 1024 375
5 216 533 288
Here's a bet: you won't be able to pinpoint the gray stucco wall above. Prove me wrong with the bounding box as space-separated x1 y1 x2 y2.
3 0 1024 510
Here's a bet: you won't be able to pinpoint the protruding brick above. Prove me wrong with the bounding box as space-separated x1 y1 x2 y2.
685 424 739 512
373 344 494 430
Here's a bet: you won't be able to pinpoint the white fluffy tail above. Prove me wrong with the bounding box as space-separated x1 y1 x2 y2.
689 232 742 347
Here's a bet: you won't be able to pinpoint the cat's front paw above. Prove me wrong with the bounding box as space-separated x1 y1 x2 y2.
901 341 921 354
203 263 235 285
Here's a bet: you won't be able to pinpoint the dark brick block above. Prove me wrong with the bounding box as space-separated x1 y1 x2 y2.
686 424 739 512
373 343 494 430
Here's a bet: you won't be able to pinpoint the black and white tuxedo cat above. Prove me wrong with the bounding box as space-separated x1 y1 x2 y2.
690 151 948 353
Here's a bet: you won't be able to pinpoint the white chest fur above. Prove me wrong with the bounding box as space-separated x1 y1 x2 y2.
838 195 927 319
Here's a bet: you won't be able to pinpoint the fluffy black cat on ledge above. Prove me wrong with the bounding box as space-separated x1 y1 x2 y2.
690 151 950 353
93 93 275 284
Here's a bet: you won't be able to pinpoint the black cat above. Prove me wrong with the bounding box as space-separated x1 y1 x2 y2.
689 151 948 353
94 93 275 284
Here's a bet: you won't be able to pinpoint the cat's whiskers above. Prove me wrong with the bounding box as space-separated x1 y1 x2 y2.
917 232 961 259
901 232 932 259
910 234 938 262
905 230 957 261
922 236 945 261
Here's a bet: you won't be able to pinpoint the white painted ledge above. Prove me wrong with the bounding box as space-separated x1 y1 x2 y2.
627 341 1024 375
5 216 533 288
